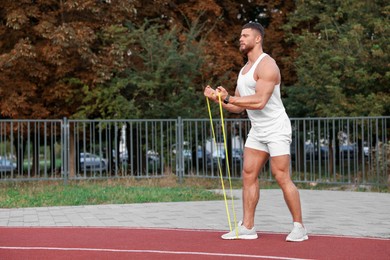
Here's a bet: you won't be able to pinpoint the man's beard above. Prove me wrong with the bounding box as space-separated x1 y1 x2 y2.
239 43 253 55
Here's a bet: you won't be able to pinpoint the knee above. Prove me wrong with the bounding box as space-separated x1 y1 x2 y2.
274 172 292 187
242 169 257 183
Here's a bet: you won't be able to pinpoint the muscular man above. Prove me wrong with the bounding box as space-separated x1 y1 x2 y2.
204 22 308 242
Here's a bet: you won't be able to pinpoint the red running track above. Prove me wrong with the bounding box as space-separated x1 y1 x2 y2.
0 227 389 259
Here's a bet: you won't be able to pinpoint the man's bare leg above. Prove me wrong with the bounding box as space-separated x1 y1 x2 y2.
271 155 308 242
242 148 269 228
270 155 303 224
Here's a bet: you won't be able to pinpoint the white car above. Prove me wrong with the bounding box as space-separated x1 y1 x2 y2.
0 158 16 172
79 152 107 171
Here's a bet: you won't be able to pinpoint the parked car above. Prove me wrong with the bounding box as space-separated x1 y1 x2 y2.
79 152 107 171
0 158 16 172
231 148 243 163
290 141 318 160
339 144 357 158
112 149 128 163
211 147 243 167
147 150 161 170
363 142 370 157
212 148 225 167
147 150 160 162
171 142 192 162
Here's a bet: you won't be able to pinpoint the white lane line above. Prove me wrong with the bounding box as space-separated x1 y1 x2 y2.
0 246 313 260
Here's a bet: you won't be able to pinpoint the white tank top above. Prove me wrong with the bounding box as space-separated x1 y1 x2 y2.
237 53 289 132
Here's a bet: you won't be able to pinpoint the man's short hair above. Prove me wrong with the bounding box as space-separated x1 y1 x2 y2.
242 22 265 40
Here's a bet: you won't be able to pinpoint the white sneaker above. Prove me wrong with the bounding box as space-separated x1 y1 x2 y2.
221 221 258 240
286 222 308 242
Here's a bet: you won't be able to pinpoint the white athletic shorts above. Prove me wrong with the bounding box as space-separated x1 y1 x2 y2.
245 118 292 157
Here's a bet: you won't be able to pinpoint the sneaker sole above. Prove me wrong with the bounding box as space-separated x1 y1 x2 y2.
286 235 309 242
221 234 258 240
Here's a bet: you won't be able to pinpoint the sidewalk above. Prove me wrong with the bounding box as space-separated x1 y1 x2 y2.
0 190 389 238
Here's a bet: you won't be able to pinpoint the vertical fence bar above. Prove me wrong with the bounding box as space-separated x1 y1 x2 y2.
62 118 68 185
176 117 183 183
10 121 14 179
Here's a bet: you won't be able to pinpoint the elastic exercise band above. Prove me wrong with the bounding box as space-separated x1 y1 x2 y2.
216 94 238 236
206 94 238 236
206 97 232 231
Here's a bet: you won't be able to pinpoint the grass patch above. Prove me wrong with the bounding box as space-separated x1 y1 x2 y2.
0 184 222 208
0 175 234 208
1 175 387 208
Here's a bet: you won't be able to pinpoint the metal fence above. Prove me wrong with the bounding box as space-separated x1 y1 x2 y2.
0 117 389 186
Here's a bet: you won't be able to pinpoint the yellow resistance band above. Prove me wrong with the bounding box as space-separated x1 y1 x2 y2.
206 94 238 235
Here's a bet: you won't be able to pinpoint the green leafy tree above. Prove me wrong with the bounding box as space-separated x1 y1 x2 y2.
78 19 207 119
284 0 389 117
124 0 296 118
125 21 205 119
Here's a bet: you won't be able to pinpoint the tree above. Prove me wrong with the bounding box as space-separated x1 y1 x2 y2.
283 0 390 117
77 19 208 119
0 0 137 119
0 0 297 120
119 0 296 118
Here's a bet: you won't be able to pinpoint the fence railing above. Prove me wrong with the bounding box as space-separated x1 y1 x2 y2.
0 117 388 186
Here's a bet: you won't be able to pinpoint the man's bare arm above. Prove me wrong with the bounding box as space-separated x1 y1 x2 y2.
221 88 246 114
219 57 280 110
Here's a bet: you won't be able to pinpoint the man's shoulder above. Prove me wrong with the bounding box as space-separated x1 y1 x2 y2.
261 54 277 66
256 55 279 75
